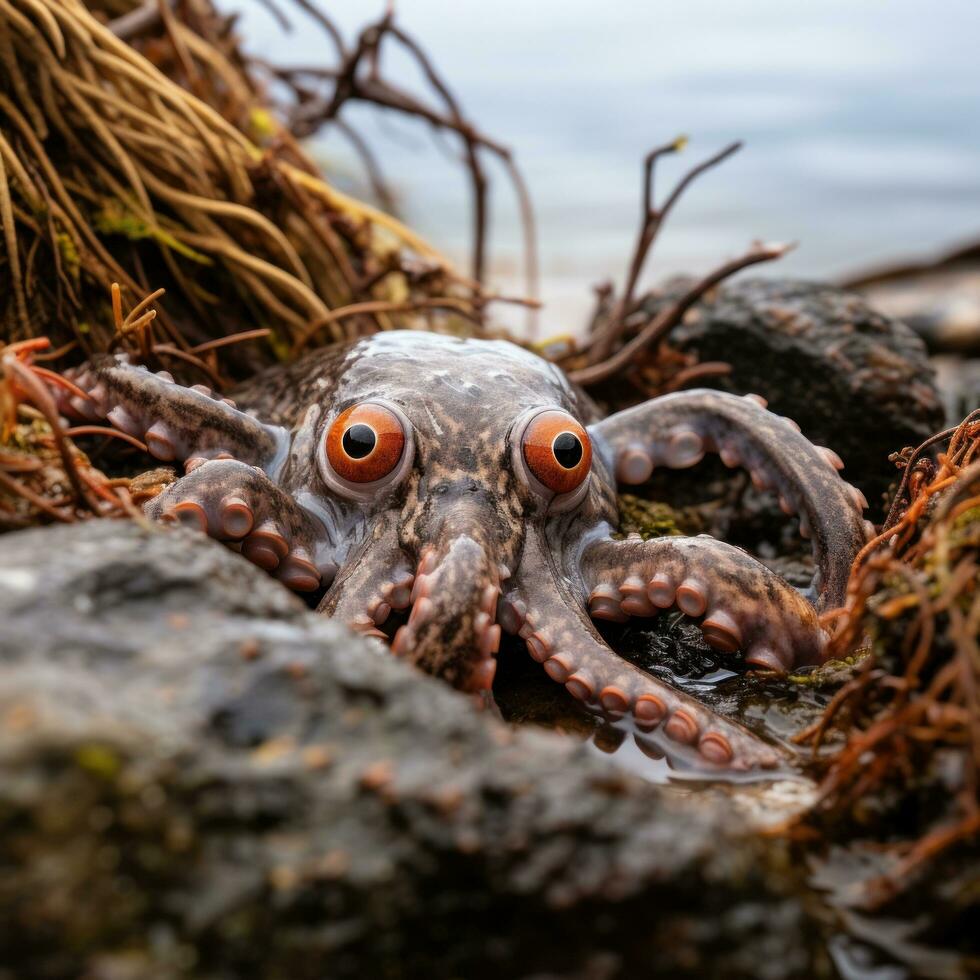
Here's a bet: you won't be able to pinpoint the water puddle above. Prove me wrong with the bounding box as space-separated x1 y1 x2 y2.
493 618 832 828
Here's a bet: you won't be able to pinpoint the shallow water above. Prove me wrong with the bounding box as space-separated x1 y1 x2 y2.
232 0 980 331
492 616 831 794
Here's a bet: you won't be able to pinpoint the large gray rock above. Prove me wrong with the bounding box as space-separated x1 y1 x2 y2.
650 278 945 507
0 521 821 979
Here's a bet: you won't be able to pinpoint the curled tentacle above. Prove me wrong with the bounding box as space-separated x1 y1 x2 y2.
589 389 870 609
505 533 783 771
146 459 332 591
50 354 290 474
580 535 826 672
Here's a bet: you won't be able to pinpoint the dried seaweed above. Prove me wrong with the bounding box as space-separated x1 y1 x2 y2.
0 335 162 527
798 410 980 902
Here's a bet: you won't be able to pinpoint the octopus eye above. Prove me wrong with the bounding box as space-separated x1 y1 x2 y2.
521 410 592 495
326 403 407 484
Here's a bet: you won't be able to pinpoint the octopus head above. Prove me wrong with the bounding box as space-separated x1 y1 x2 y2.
313 332 614 692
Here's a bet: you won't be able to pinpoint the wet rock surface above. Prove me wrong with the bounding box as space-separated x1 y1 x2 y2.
0 520 826 980
646 278 945 507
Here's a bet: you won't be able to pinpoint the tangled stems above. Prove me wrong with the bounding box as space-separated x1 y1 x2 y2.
559 138 789 392
799 411 980 904
0 336 142 526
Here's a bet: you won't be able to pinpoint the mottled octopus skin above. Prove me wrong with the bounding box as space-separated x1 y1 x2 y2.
52 332 871 772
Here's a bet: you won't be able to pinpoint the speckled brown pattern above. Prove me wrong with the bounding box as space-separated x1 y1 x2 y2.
52 331 871 771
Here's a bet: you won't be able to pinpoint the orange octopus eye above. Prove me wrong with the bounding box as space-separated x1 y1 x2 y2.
326 403 406 483
522 410 592 494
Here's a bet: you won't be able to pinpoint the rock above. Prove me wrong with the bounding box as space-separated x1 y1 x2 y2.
0 520 822 979
647 278 945 507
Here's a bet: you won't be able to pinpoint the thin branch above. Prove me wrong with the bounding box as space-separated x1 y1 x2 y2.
333 117 399 215
882 408 980 532
586 139 742 364
570 241 792 386
288 0 344 58
189 328 272 354
660 360 732 393
0 468 74 522
264 9 538 310
292 296 485 354
109 1 164 41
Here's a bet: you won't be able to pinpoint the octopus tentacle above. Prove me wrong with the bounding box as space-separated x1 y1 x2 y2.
389 526 503 693
318 519 416 638
51 354 290 474
145 459 331 591
588 389 870 609
508 532 783 771
580 535 826 672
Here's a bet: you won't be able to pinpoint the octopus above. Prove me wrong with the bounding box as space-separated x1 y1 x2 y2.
53 331 871 771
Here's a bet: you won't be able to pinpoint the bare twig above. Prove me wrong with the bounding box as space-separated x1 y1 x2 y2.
292 296 485 354
108 1 163 42
570 241 792 386
585 138 742 365
263 8 539 319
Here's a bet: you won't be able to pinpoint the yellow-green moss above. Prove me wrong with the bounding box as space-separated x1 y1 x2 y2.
266 330 292 363
55 231 80 284
616 493 683 539
248 106 278 142
788 650 869 686
74 743 121 780
94 202 213 265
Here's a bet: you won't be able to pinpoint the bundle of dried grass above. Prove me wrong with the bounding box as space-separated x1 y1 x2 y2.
0 0 492 377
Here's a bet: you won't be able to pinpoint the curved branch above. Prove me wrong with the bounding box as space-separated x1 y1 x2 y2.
585 139 742 364
266 10 538 307
570 241 793 387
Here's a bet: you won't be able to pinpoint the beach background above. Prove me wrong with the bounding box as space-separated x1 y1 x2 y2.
235 0 980 332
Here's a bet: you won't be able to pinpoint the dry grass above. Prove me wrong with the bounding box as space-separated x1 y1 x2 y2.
0 0 498 379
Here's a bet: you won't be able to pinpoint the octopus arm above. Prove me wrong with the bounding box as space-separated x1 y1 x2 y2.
145 458 329 591
589 389 871 609
580 534 827 673
390 510 504 694
52 355 290 474
504 531 783 771
318 518 417 640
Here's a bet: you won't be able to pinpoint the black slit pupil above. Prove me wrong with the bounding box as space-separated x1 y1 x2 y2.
553 432 583 469
343 423 376 460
